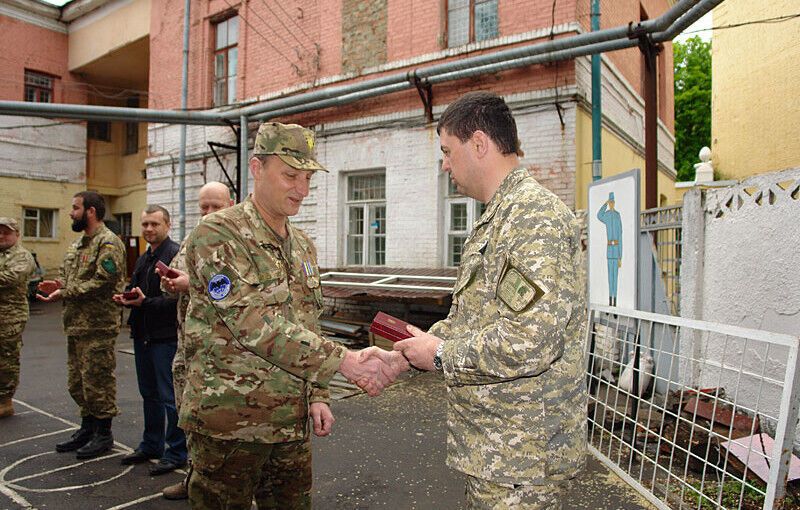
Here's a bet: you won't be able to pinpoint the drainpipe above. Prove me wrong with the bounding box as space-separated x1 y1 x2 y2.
178 0 191 239
240 115 248 201
591 0 602 182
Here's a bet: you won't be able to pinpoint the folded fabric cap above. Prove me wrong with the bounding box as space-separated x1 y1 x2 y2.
253 122 327 172
0 217 19 231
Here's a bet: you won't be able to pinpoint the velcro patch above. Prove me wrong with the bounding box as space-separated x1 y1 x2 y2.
100 257 117 275
208 273 232 300
497 266 544 312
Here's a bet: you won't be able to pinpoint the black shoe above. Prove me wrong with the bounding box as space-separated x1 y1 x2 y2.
76 417 114 460
149 459 186 476
121 450 160 465
56 416 95 453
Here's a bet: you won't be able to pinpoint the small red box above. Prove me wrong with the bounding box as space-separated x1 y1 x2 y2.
369 312 414 342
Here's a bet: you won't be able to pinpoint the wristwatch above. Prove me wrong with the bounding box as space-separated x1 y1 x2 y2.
433 341 444 371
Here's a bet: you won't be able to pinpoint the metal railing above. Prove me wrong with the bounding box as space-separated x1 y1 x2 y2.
586 306 800 510
641 206 683 315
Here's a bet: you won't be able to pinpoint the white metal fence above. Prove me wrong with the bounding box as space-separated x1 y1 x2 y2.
586 306 800 510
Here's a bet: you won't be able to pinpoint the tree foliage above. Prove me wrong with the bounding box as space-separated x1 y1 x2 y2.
674 36 711 181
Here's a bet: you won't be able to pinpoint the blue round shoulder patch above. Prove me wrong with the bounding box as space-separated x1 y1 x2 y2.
208 274 232 301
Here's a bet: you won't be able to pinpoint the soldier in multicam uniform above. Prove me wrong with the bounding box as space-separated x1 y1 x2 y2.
158 181 234 501
393 92 588 509
37 191 126 460
180 122 408 509
0 217 35 418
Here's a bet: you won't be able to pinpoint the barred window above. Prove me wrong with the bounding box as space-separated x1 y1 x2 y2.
346 172 386 266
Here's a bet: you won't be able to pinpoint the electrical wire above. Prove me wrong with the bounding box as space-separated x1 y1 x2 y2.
274 1 315 47
682 12 800 35
221 0 295 66
259 0 311 52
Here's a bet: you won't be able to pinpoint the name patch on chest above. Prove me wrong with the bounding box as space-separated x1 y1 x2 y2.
208 274 232 300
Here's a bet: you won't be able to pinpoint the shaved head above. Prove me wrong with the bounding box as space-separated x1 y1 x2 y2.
198 181 233 216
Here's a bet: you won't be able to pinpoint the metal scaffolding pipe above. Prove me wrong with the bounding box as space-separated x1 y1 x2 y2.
0 100 225 126
178 0 191 239
239 115 249 200
252 82 410 121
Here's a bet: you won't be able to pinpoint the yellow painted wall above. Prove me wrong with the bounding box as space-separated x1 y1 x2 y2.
712 0 800 178
0 176 85 276
575 109 679 210
68 0 151 70
86 120 147 192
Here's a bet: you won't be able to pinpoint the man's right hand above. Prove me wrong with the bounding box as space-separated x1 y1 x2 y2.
36 288 62 302
38 280 61 295
339 348 410 396
159 268 190 294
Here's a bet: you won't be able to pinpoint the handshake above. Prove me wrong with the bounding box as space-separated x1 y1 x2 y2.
337 320 444 396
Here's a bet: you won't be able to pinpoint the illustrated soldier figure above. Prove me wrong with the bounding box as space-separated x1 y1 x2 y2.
37 191 126 459
389 92 588 509
597 191 622 306
0 217 35 418
180 122 407 509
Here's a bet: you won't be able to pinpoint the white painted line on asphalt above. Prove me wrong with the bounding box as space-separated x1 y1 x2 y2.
0 428 75 449
105 492 163 509
7 450 126 484
11 398 135 453
0 482 32 508
1 451 135 493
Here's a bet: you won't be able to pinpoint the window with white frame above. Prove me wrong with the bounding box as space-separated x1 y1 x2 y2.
346 172 386 266
443 178 485 267
23 207 56 239
447 0 498 48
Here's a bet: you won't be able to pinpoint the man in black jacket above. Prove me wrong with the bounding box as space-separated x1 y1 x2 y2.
114 205 186 475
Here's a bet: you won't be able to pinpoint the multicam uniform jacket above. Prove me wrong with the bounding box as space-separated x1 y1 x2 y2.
429 166 588 485
60 224 126 336
0 243 35 337
179 196 345 443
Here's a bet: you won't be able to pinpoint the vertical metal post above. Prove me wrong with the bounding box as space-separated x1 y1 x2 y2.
764 341 800 510
591 0 602 182
177 0 191 238
239 115 249 201
640 38 659 209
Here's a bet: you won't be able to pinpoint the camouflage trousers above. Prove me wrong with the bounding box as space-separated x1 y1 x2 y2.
188 432 311 510
67 335 118 419
0 329 24 400
465 475 569 510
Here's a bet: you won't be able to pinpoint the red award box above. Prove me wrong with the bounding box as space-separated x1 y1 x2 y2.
369 312 414 342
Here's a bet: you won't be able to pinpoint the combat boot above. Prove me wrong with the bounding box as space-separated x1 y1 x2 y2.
0 398 13 418
76 417 114 459
56 415 95 452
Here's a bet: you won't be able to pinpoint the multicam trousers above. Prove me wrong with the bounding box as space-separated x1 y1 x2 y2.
465 475 569 510
0 330 23 400
188 432 312 510
67 334 118 419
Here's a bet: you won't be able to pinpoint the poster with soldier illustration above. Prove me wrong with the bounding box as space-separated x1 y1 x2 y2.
588 169 640 309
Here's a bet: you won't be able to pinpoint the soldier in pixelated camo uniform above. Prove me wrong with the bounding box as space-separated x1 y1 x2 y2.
37 191 126 460
394 92 588 509
0 217 35 418
180 122 407 509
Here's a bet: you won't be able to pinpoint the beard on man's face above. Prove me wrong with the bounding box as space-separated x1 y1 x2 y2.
71 212 88 233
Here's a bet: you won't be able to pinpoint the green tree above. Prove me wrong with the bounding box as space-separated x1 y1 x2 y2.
674 36 711 181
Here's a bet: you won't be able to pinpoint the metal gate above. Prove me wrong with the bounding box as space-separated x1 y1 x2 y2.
641 206 682 315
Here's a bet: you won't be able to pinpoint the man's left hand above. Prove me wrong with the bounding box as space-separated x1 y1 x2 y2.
121 287 145 307
310 402 334 437
393 326 442 372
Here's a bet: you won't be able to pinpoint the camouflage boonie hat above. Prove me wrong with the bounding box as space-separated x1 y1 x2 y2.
253 122 327 172
0 217 19 231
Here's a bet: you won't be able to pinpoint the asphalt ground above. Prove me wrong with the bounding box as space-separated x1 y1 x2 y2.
1 302 655 509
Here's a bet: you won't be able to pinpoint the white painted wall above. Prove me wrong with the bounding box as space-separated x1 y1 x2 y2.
0 115 85 182
680 167 800 437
